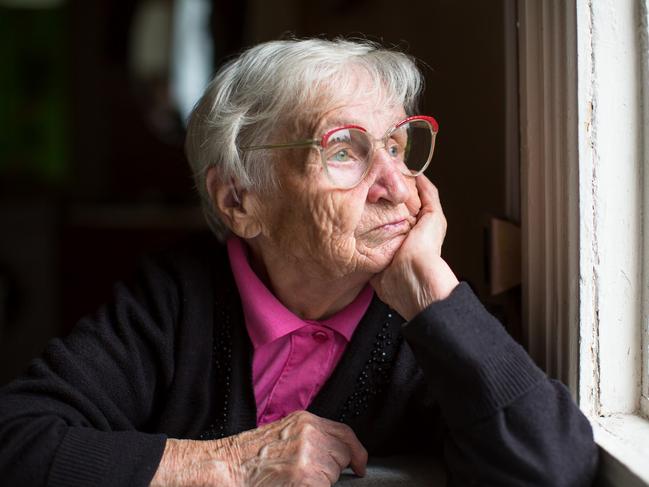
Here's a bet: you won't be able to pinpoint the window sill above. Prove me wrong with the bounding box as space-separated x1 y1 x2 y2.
591 414 649 487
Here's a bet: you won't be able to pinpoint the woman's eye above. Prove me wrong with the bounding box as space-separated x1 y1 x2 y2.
332 149 351 161
388 144 400 158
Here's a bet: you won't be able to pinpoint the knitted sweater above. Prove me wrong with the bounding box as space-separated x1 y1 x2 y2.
0 236 598 486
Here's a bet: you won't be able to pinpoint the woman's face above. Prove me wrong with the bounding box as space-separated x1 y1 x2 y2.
251 82 422 282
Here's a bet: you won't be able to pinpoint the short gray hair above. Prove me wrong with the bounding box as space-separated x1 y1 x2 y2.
185 37 424 241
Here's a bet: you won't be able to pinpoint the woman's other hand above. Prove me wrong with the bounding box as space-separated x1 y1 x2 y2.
370 175 460 320
150 410 367 486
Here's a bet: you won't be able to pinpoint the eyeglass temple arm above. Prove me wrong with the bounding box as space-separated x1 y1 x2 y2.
240 139 318 151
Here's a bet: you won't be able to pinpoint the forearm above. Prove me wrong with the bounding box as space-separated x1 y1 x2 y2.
403 283 598 486
402 283 545 425
150 428 282 486
150 412 367 486
150 438 239 486
444 380 598 487
0 412 166 487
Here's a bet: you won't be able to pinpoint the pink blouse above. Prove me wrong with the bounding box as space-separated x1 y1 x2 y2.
227 237 373 426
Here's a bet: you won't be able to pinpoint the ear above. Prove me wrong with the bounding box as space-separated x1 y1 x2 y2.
206 167 262 239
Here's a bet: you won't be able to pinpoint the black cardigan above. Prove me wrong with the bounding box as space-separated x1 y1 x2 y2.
0 236 598 486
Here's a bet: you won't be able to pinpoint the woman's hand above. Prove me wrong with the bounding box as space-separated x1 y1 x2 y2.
371 175 460 321
150 410 367 486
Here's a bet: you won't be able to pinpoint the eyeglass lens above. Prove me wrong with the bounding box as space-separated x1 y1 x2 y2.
322 120 435 188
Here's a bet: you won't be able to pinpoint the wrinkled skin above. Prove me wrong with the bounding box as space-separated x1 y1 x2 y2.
234 411 367 486
370 174 459 320
150 411 367 487
243 95 425 319
154 75 459 486
252 99 421 280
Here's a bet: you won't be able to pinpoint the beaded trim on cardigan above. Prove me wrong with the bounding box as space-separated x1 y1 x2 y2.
337 312 401 423
199 300 234 440
199 296 402 440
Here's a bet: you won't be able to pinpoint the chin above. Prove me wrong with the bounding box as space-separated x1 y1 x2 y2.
356 234 407 274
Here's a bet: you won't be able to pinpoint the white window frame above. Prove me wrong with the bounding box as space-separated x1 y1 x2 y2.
518 0 649 485
641 0 649 420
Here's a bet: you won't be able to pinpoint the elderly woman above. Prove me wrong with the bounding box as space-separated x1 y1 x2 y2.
0 38 597 486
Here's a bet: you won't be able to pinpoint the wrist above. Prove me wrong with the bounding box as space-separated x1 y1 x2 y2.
410 257 459 317
424 258 459 302
150 438 239 486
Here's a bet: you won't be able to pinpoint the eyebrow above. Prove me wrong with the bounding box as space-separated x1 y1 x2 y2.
321 118 364 131
320 116 407 134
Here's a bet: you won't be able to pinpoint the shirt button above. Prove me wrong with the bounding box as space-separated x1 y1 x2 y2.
312 330 329 343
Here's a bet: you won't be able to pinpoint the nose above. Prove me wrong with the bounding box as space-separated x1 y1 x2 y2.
365 147 410 204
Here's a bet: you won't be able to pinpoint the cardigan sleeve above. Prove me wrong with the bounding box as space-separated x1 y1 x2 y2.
401 282 599 486
0 257 178 487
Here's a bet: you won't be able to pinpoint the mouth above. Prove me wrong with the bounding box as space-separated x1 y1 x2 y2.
366 215 416 235
377 219 408 230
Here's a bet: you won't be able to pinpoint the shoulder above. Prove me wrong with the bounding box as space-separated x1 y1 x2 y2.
131 233 231 297
142 232 229 278
85 233 233 334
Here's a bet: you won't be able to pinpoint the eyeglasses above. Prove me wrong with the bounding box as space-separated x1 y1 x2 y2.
240 115 439 189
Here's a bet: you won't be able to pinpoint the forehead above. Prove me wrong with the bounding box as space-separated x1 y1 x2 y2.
312 94 407 138
318 103 407 134
296 69 407 137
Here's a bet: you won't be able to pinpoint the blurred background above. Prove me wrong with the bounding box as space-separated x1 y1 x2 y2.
0 0 521 384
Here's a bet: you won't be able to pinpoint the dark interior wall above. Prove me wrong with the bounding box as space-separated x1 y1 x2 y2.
69 1 190 202
0 1 201 384
0 0 513 384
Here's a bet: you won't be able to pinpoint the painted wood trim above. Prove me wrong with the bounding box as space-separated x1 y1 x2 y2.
518 0 580 397
577 0 643 416
641 395 649 419
640 0 649 408
592 415 649 485
519 1 649 484
520 0 645 415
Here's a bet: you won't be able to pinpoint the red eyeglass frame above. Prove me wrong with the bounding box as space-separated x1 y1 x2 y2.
240 115 439 189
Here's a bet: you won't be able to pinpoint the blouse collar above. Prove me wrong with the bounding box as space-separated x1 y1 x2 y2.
226 236 373 349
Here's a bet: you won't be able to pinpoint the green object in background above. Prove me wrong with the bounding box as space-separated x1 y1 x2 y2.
0 6 69 185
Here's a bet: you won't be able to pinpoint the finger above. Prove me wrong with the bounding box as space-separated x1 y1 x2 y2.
318 439 352 484
413 176 446 233
321 434 352 473
315 418 368 477
293 427 347 485
415 174 443 215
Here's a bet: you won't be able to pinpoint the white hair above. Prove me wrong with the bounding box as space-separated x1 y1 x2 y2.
185 37 424 240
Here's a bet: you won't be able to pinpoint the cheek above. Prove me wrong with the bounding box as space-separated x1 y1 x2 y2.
305 191 365 245
335 193 367 232
259 165 370 269
262 183 358 256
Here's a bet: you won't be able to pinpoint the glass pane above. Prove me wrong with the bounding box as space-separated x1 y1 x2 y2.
403 120 434 174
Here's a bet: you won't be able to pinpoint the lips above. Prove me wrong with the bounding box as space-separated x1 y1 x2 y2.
378 219 408 229
363 215 415 234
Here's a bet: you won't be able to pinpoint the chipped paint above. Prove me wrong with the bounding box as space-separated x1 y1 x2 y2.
578 0 602 418
520 0 645 419
578 0 644 416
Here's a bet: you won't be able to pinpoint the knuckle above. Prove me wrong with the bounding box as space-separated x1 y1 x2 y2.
257 443 272 459
292 410 313 424
294 412 317 429
338 423 356 441
299 422 319 440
